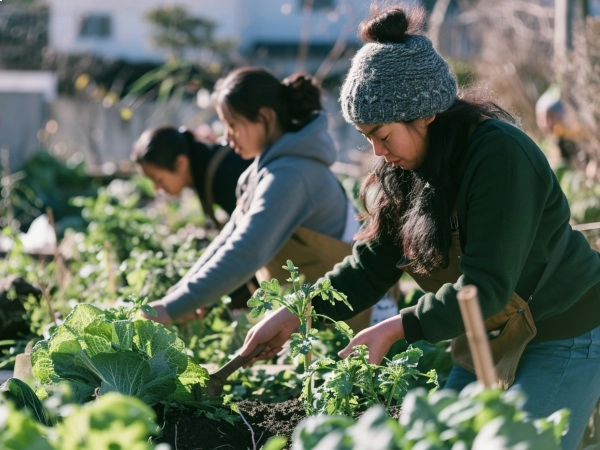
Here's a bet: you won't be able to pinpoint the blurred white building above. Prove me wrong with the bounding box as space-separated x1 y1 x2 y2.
46 0 377 74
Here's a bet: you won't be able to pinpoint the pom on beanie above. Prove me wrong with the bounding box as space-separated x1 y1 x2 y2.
340 35 457 124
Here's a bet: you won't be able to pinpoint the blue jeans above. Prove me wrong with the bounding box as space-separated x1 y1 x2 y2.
444 325 600 450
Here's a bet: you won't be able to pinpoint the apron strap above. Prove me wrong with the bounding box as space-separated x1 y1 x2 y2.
202 145 232 230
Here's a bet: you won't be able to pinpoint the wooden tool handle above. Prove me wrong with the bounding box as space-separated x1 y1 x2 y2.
457 285 498 388
211 343 267 380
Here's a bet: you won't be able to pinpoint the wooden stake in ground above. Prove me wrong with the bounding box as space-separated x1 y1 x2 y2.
457 285 498 388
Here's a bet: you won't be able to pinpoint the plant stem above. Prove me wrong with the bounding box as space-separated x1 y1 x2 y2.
46 207 65 291
104 240 116 299
305 300 312 369
386 379 399 409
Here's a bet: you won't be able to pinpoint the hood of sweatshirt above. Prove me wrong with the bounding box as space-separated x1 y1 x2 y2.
257 111 337 169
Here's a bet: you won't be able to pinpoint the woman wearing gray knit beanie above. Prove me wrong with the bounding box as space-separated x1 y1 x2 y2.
241 5 600 450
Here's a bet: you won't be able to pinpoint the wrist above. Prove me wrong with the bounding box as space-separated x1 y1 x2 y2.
378 314 404 342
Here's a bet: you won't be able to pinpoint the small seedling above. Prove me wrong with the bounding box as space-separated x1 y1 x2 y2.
247 260 354 372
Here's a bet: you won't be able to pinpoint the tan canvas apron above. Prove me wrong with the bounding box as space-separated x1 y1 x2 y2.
255 226 373 332
401 226 537 390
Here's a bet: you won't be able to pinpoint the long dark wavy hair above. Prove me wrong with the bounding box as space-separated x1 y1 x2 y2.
354 5 517 275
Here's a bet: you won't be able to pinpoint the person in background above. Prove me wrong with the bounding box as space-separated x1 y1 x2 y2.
132 125 251 228
132 125 255 308
240 5 600 450
535 85 588 172
142 67 396 330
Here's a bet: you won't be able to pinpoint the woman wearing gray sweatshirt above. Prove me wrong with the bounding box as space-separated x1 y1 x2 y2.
145 67 390 328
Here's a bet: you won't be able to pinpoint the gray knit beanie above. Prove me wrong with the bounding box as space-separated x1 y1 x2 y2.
340 35 457 124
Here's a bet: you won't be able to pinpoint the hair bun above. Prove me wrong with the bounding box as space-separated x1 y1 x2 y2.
359 6 425 43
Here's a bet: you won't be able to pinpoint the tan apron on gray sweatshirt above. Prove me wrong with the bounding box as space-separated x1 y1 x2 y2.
255 226 373 333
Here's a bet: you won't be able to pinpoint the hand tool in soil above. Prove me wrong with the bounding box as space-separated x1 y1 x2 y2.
204 343 267 397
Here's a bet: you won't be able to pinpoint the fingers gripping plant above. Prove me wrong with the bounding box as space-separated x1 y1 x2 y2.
248 261 439 418
247 260 355 410
247 260 355 374
303 345 438 416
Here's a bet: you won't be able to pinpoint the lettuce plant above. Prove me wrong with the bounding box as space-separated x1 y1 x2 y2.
30 296 208 406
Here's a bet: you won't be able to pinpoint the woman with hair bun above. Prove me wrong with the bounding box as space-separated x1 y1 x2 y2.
241 6 600 450
131 124 251 227
144 66 385 332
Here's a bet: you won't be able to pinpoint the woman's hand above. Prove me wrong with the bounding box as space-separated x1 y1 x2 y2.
142 301 211 325
338 315 405 365
240 306 300 363
142 302 173 325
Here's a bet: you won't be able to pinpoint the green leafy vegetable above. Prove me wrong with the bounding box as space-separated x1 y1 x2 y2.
30 299 208 405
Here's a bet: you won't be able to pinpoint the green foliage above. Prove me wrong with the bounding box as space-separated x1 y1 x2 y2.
247 261 438 418
291 383 569 450
121 59 214 116
0 400 53 450
557 168 600 224
224 366 303 405
120 236 199 300
248 260 354 365
116 5 235 118
145 6 219 57
0 378 50 426
0 166 43 232
30 298 208 406
71 187 163 262
303 345 438 416
262 435 289 450
0 384 159 450
384 339 453 389
1 150 98 234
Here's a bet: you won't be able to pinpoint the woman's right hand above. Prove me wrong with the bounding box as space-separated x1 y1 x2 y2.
240 306 300 362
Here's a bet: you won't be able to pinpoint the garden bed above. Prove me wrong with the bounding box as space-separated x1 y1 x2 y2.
153 399 306 449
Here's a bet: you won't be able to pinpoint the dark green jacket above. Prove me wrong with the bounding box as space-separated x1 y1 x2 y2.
315 119 600 344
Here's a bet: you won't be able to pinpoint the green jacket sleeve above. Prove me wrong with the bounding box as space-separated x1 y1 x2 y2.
313 229 404 321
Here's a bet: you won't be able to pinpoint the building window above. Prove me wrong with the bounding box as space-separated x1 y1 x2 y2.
78 13 112 38
299 0 335 11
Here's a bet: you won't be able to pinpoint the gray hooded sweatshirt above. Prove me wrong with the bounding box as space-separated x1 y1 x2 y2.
163 112 359 321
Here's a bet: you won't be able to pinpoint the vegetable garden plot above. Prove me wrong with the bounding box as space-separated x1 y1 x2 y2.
0 175 586 449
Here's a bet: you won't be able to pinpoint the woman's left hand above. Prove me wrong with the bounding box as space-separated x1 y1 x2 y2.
141 301 210 325
141 302 173 325
338 315 405 365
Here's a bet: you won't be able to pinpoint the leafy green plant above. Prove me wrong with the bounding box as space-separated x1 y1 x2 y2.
0 380 160 450
224 366 303 405
0 166 43 231
247 260 355 411
120 235 200 300
248 260 354 372
30 296 208 406
303 345 438 417
71 187 163 262
288 383 569 450
1 378 51 426
247 261 438 418
557 168 600 224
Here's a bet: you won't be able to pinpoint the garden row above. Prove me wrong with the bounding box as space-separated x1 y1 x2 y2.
0 153 586 449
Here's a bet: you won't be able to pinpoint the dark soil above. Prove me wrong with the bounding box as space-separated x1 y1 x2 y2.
152 398 307 450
